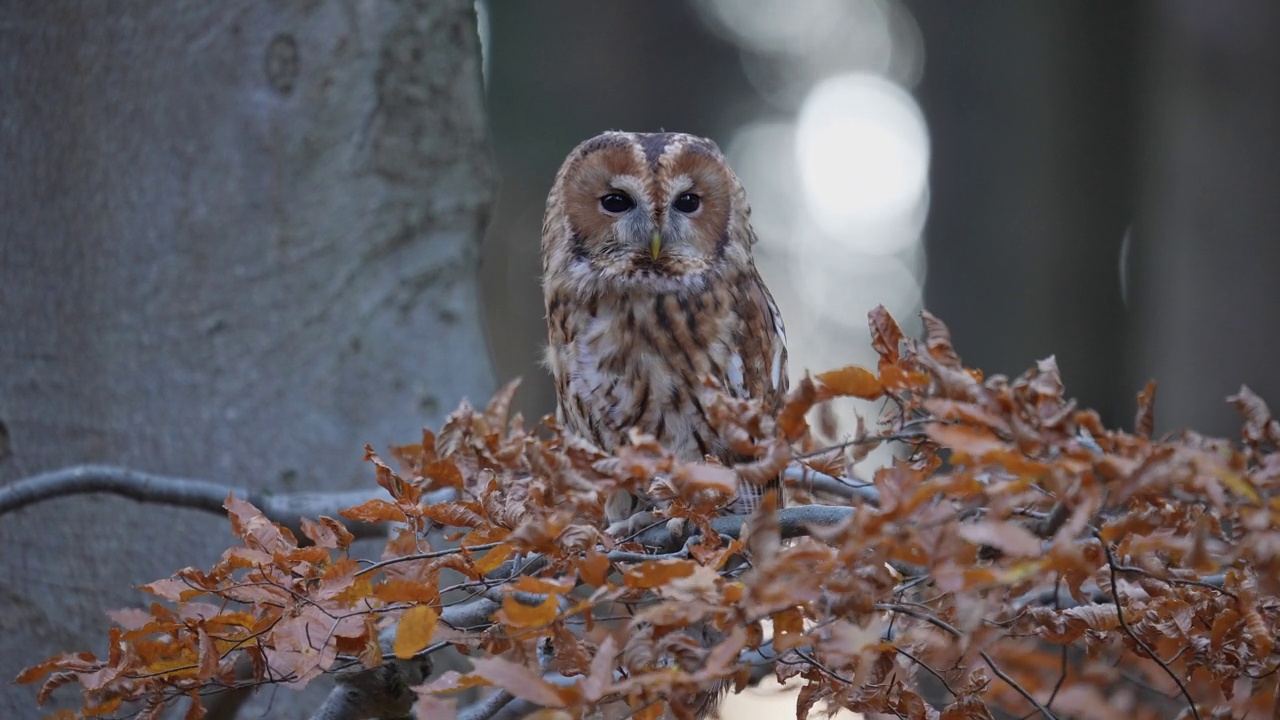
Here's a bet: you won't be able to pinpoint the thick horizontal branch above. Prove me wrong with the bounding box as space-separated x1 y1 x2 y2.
312 658 432 720
431 507 859 633
0 464 398 540
488 673 575 720
783 466 880 505
460 689 517 720
2 464 872 548
632 504 856 553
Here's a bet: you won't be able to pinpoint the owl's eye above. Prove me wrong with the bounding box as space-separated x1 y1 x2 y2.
673 193 701 213
600 192 635 213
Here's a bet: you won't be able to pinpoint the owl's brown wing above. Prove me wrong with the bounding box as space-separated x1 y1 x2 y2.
719 261 788 514
727 265 788 407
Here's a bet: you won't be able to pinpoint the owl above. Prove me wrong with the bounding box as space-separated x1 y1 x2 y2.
541 131 788 534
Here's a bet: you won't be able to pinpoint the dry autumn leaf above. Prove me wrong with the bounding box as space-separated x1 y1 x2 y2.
496 593 559 629
372 579 439 605
956 520 1043 557
469 655 572 708
393 606 439 660
813 365 883 401
623 559 698 590
339 498 407 524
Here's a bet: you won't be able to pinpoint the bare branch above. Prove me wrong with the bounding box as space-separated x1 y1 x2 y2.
783 465 881 505
203 655 255 720
356 541 504 577
459 689 516 720
1 464 870 551
1 464 254 516
488 673 577 720
442 596 502 632
875 603 1059 720
631 504 856 553
1100 535 1202 720
0 464 453 540
979 649 1058 720
308 658 431 720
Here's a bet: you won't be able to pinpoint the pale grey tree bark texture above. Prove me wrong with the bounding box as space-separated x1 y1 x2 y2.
0 1 495 716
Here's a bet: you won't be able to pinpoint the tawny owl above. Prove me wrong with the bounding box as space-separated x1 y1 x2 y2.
541 131 788 533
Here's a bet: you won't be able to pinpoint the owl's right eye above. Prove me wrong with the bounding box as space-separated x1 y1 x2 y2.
599 192 635 213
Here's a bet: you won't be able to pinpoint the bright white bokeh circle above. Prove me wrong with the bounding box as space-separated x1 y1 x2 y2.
795 73 929 251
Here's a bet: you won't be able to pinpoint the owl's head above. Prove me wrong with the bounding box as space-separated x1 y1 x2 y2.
542 131 755 293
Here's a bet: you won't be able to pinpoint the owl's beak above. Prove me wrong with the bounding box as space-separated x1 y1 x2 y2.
650 231 662 260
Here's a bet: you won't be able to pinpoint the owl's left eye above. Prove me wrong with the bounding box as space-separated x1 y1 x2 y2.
673 193 701 213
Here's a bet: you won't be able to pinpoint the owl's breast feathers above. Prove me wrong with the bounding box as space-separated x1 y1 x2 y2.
545 264 787 468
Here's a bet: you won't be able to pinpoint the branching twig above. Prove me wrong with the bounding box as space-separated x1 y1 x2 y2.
793 426 933 460
783 465 881 505
1112 565 1232 599
875 603 1058 720
631 504 855 553
355 542 504 577
888 642 957 698
979 649 1057 720
1099 536 1202 720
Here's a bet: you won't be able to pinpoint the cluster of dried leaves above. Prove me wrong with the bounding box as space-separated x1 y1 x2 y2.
18 307 1280 720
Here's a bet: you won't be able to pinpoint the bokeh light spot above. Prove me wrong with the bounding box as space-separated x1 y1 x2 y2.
796 73 929 251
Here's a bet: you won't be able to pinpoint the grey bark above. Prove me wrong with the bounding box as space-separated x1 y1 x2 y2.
0 1 495 716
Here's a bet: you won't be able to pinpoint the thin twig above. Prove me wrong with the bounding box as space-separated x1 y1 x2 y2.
792 428 931 460
887 642 956 698
783 465 881 505
1099 535 1201 720
1112 565 1232 600
792 649 855 685
354 542 503 577
978 650 1057 720
874 603 1057 720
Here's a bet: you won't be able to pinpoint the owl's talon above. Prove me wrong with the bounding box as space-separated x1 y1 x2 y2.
606 510 656 539
665 517 688 538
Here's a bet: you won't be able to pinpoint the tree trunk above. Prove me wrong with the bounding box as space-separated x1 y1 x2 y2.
1127 0 1280 436
911 0 1141 425
0 1 495 715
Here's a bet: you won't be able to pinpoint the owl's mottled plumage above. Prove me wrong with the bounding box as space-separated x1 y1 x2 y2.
541 131 788 531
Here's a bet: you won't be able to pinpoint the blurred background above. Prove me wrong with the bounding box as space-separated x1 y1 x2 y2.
479 0 1280 444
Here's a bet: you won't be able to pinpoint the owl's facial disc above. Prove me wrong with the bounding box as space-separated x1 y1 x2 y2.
554 135 739 288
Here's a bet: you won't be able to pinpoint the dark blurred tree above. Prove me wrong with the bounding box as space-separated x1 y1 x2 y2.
911 0 1141 427
1128 0 1280 436
0 1 495 715
913 0 1280 437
